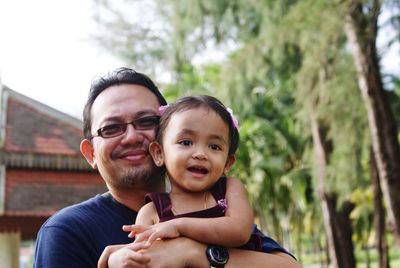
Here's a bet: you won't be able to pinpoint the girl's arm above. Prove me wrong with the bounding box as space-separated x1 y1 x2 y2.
123 202 158 239
125 178 254 248
174 177 254 247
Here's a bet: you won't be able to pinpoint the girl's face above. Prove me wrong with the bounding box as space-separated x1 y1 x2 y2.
150 106 235 194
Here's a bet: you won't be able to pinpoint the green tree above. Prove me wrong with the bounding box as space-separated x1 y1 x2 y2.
91 0 400 265
343 0 400 246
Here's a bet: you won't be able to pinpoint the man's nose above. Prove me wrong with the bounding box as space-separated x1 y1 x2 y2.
120 124 144 144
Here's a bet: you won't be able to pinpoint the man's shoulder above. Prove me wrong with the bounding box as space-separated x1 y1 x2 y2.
34 194 112 268
43 194 106 228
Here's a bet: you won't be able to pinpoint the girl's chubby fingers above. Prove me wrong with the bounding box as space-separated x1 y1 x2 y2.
122 225 138 238
122 224 150 233
127 231 136 238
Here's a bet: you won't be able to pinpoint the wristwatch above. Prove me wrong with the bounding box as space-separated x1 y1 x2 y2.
206 245 229 268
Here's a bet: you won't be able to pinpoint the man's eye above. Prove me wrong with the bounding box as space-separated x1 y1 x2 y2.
101 124 123 136
178 140 192 146
209 144 222 151
136 117 159 128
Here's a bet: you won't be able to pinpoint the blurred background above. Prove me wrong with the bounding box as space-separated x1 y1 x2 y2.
1 0 400 267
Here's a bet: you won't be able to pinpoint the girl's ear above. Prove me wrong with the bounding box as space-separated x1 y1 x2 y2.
149 142 165 167
224 155 236 175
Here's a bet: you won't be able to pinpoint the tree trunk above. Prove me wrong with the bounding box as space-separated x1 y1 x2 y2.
310 110 338 268
310 111 356 268
324 195 356 268
344 0 400 245
322 238 329 268
335 199 356 268
371 148 390 268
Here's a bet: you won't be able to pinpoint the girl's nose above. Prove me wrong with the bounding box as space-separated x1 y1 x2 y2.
192 148 207 160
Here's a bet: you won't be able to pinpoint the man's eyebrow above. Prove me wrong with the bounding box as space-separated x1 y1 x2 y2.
136 109 158 117
102 109 157 122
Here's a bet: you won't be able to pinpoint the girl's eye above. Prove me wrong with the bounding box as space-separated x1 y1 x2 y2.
178 140 192 146
209 144 222 151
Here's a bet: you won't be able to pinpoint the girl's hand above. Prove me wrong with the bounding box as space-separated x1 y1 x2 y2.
122 224 150 239
122 220 181 247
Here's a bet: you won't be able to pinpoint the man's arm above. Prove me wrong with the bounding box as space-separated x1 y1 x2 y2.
227 248 301 268
101 245 151 268
34 225 94 268
106 237 301 268
101 238 207 268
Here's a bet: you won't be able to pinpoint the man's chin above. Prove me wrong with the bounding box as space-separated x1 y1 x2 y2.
119 160 152 180
107 158 164 190
120 167 151 185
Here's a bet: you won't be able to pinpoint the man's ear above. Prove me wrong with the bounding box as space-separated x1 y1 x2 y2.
149 142 164 167
80 139 97 169
224 155 236 175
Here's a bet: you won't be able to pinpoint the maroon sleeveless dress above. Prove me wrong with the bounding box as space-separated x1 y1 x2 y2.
145 177 263 251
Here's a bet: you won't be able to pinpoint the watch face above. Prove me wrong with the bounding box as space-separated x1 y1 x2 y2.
211 247 228 263
207 245 229 266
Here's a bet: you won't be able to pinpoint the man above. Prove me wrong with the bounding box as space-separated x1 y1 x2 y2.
34 67 300 267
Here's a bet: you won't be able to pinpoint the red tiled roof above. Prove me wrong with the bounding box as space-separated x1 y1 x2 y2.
5 98 82 156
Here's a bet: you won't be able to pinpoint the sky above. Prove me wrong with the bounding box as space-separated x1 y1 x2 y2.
0 1 399 120
0 0 124 119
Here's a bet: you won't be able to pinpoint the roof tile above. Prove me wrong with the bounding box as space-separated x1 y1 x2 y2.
5 98 82 155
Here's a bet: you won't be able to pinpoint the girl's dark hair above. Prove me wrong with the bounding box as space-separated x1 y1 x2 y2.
156 95 239 155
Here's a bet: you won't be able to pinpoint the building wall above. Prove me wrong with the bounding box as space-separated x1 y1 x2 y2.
1 168 106 239
5 168 106 216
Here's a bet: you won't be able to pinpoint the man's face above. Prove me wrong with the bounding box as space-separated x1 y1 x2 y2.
85 84 161 190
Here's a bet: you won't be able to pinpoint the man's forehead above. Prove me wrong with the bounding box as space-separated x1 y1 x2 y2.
91 84 160 125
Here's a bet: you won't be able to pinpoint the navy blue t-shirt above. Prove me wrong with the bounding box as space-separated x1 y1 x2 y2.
34 193 136 268
34 192 292 267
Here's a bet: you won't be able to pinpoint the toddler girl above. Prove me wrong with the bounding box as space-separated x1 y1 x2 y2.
123 95 262 251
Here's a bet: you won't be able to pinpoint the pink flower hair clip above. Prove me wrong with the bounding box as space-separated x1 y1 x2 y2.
227 107 239 130
158 105 169 116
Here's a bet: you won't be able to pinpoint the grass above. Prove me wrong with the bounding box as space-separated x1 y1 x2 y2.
300 246 400 267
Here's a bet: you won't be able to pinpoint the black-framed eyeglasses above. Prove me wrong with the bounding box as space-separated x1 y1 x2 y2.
90 115 160 139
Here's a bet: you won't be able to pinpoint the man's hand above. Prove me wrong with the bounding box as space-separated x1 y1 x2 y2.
99 238 301 268
100 237 208 268
97 244 150 268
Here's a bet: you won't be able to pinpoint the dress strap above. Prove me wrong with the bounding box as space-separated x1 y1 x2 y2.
145 192 174 220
